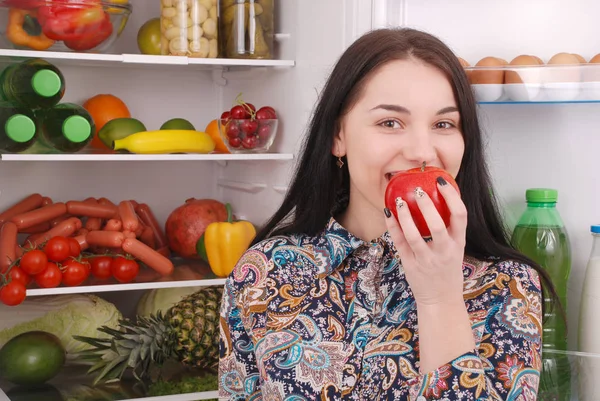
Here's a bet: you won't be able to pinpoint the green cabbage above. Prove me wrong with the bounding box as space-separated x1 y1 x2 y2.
0 294 121 362
136 287 203 317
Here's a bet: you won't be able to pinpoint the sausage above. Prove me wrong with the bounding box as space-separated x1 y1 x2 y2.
50 214 71 227
157 246 171 257
85 217 102 231
27 217 82 248
136 204 168 249
0 194 44 225
14 245 23 259
98 198 117 208
122 230 136 239
66 201 118 219
122 238 174 276
19 221 51 234
41 197 53 206
73 234 89 251
11 203 68 230
86 231 125 248
118 201 139 233
139 226 156 249
104 219 122 232
0 222 18 273
129 200 140 209
76 228 89 237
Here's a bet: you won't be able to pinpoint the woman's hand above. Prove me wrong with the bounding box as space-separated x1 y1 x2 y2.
384 176 467 306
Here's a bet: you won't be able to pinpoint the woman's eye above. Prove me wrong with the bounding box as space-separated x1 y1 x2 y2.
434 121 455 129
380 120 401 129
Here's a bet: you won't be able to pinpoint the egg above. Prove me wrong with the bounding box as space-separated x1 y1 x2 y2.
547 52 581 83
457 57 472 81
470 57 506 84
572 53 587 63
505 55 541 84
589 54 600 64
583 53 600 82
532 56 545 65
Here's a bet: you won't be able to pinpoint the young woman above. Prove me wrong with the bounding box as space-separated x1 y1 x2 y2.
219 28 551 400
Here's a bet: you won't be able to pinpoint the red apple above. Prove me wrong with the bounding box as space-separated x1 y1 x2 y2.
384 165 460 238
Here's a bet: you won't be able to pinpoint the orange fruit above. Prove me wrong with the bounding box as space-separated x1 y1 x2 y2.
83 94 131 149
205 119 230 154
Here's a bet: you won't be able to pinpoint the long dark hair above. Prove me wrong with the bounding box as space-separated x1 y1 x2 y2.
254 28 559 318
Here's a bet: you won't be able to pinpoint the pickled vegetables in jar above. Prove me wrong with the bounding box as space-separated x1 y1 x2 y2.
160 0 219 57
219 0 274 59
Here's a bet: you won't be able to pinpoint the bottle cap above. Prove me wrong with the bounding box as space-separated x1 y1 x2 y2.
31 70 62 98
526 188 558 203
62 116 91 143
5 114 36 143
592 225 600 234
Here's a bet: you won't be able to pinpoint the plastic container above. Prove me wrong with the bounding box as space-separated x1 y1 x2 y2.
578 225 600 401
0 58 65 109
218 118 277 153
0 102 37 153
219 0 274 59
35 103 95 153
510 188 572 401
0 1 132 53
160 0 218 57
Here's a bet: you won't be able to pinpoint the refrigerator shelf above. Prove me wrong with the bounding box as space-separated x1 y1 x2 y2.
0 153 295 162
0 49 295 71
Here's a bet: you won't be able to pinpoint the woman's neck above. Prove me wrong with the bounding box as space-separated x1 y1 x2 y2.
337 192 388 242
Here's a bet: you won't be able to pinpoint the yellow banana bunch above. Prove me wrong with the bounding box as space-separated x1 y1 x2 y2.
113 130 216 154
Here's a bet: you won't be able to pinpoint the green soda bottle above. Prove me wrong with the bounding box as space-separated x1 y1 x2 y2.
510 188 571 401
0 102 37 153
0 58 65 109
36 103 95 153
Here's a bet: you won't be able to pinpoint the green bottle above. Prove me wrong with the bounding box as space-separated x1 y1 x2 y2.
36 103 95 153
0 59 65 109
0 102 37 153
511 188 571 401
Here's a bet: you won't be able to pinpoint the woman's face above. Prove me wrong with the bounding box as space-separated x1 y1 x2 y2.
334 58 465 217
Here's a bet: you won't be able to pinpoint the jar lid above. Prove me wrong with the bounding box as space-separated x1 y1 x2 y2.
32 70 62 98
5 114 36 143
62 116 91 143
526 188 558 203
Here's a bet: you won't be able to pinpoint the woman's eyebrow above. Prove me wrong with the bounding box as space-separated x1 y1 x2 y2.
437 106 459 115
370 104 410 114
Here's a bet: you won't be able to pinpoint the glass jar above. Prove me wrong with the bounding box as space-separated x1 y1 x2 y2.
219 0 274 59
160 0 219 58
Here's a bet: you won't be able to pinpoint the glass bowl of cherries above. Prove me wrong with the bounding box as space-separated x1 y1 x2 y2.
218 99 278 153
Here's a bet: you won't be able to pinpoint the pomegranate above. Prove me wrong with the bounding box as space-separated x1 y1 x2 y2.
165 198 227 258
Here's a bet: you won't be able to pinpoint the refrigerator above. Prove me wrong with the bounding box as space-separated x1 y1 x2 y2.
0 0 598 399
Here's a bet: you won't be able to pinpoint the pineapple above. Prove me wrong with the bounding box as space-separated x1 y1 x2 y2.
74 286 223 385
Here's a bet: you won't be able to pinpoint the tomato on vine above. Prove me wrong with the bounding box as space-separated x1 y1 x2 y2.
62 259 90 287
111 257 139 283
0 281 26 306
35 262 62 289
90 256 113 280
44 236 71 262
20 250 48 275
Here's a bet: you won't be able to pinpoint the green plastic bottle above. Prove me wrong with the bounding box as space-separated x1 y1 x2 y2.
0 59 65 109
36 103 95 153
511 188 571 401
0 102 37 153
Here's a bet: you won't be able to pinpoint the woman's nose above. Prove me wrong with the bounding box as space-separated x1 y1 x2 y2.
402 132 436 165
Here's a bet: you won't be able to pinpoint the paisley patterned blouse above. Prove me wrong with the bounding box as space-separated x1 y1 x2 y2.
219 217 542 400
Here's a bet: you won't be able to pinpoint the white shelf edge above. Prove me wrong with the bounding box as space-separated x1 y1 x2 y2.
26 278 226 296
126 391 219 401
218 179 267 193
0 153 295 162
0 49 295 68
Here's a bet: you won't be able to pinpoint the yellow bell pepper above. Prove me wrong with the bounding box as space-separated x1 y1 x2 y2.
203 203 256 278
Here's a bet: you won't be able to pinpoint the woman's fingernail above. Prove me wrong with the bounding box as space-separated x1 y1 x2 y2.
436 176 448 186
414 187 425 198
384 208 391 218
395 197 405 208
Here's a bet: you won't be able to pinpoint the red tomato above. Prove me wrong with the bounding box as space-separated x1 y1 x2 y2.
90 256 113 280
35 262 62 289
44 236 71 262
67 237 82 258
384 166 460 238
230 105 249 119
0 281 26 306
9 267 30 287
20 250 48 275
62 259 90 287
111 257 139 283
240 119 258 135
256 106 276 120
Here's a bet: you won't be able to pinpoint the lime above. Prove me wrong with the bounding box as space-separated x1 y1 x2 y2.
98 117 147 148
160 118 196 130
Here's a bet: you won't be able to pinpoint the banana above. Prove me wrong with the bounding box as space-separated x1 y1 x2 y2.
113 130 216 154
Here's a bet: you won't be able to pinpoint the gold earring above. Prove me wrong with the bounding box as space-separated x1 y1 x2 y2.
336 156 344 168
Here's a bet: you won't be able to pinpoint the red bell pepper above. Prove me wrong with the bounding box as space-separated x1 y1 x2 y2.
63 13 112 51
37 1 107 42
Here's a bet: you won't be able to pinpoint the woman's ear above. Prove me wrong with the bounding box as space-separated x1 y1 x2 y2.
332 125 347 157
